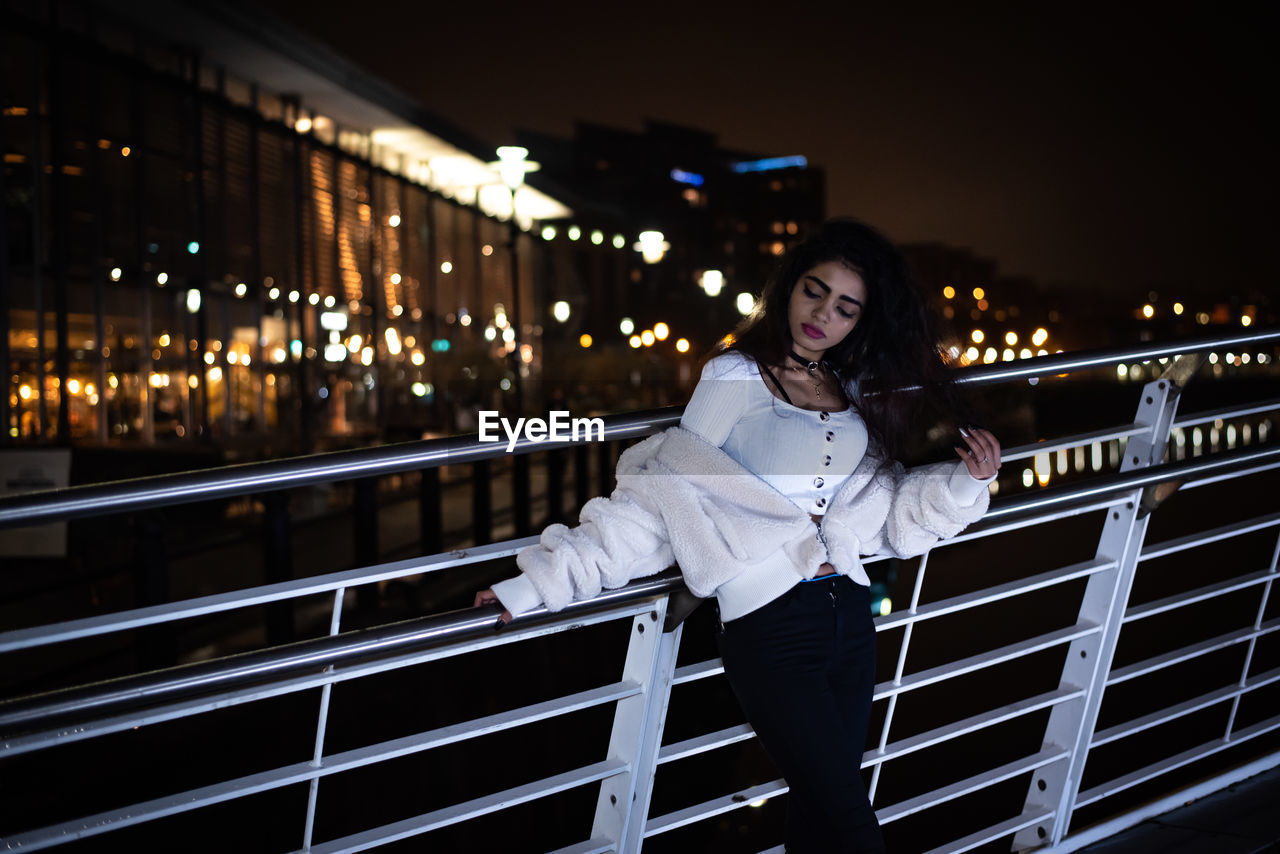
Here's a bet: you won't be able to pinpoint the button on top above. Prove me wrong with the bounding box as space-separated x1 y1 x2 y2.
823 455 832 466
825 431 834 442
815 497 827 508
813 476 825 488
819 411 830 422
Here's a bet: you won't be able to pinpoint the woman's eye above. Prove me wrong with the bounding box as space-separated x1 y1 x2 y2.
838 308 855 319
803 287 819 299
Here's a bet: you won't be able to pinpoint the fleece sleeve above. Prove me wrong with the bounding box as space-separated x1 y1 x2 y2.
866 460 991 559
492 483 675 615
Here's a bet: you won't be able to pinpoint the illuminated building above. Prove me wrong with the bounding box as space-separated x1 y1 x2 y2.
2 0 599 451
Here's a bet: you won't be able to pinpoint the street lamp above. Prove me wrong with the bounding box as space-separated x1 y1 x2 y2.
489 146 540 414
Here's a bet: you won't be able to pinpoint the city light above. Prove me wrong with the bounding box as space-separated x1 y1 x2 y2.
1142 304 1154 318
552 300 571 322
323 294 335 308
1019 348 1032 359
612 234 626 249
502 327 515 343
187 241 200 254
207 367 222 382
440 261 453 274
641 330 656 346
971 329 984 344
541 226 556 241
385 328 402 355
1005 331 1017 346
120 146 131 157
188 375 199 389
235 282 248 297
591 230 604 245
66 379 81 394
288 290 300 303
567 226 581 241
110 267 122 281
411 350 425 365
411 382 427 397
579 334 593 348
19 385 31 400
308 293 320 305
629 335 642 348
390 273 402 285
700 270 724 297
295 116 312 134
653 322 670 341
1242 315 1252 327
620 318 635 335
943 286 955 299
268 287 280 300
636 230 669 264
965 346 980 362
1173 302 1184 315
983 347 997 364
1031 328 1049 347
736 293 755 315
1002 348 1015 361
675 338 690 353
324 342 348 362
972 287 985 300
388 214 401 228
156 272 168 285
186 289 201 314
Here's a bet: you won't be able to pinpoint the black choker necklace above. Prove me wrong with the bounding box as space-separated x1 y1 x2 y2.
787 349 822 375
786 350 825 398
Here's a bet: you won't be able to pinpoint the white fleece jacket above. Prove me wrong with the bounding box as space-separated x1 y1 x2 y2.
492 425 990 621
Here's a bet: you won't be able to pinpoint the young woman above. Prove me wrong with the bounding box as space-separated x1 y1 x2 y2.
476 218 1001 852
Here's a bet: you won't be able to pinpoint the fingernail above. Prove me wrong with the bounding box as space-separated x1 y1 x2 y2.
958 426 971 438
494 619 506 630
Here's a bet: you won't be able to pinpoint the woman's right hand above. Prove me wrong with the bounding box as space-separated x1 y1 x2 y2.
473 588 513 626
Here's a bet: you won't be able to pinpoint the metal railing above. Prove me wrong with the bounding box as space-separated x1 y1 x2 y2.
1 329 1278 852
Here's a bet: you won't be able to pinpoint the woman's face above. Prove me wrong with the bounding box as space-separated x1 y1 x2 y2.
787 260 867 361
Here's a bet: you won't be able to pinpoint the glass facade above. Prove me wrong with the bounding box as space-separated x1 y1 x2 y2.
3 3 634 453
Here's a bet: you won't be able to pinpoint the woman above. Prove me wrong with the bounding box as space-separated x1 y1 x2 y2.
476 219 1001 852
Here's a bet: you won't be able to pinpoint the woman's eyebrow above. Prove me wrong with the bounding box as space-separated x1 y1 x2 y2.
805 275 863 307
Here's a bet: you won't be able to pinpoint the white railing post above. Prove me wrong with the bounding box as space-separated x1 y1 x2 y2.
1012 372 1183 850
302 587 346 850
591 596 676 851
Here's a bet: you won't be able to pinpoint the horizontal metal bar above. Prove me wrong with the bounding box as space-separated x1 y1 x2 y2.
547 840 615 854
671 658 725 686
308 758 628 853
1107 616 1280 685
657 724 755 765
1124 569 1274 623
1091 665 1280 748
644 779 788 837
1050 753 1280 853
3 329 1274 531
0 679 641 851
944 498 1128 546
874 622 1101 701
0 599 655 758
982 444 1280 524
1139 512 1280 562
866 687 1084 769
874 559 1114 632
950 327 1280 387
922 808 1056 854
0 538 539 654
1074 713 1280 809
878 748 1067 825
0 578 680 737
1178 459 1280 491
1173 397 1280 429
1001 424 1145 464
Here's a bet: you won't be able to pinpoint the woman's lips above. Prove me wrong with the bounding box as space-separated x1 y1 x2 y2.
801 324 824 340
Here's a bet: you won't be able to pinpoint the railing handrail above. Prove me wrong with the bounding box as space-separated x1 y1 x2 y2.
4 442 1276 737
0 328 1276 530
0 570 685 732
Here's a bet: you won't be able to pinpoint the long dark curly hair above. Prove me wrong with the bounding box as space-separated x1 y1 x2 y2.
720 218 971 463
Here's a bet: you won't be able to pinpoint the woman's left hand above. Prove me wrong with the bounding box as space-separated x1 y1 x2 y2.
956 425 1001 479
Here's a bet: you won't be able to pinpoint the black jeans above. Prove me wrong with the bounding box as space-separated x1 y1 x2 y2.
717 575 886 854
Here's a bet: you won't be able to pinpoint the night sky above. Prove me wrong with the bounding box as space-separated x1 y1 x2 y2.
256 1 1277 302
